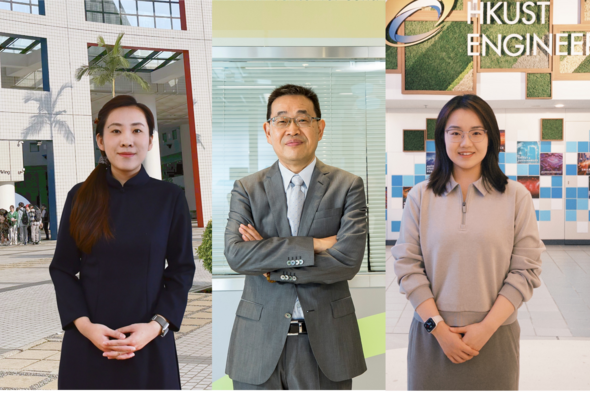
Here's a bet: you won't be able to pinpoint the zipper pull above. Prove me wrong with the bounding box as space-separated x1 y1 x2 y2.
462 202 466 213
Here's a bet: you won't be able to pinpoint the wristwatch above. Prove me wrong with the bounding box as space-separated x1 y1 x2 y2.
151 314 170 337
424 315 444 333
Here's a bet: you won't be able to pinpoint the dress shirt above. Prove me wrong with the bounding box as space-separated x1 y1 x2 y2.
278 157 317 319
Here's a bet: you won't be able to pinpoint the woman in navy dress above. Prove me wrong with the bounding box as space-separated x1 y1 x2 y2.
49 95 195 389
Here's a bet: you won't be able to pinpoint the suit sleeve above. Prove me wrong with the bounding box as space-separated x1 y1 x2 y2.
268 176 367 285
224 179 315 275
49 188 90 330
154 189 196 332
498 190 544 310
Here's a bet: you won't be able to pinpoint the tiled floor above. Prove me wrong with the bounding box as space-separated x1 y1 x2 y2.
0 226 211 390
386 244 590 390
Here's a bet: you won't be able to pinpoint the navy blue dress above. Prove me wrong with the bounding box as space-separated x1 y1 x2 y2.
49 165 195 389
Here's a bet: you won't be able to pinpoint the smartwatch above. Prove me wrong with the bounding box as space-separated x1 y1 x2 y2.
151 314 170 337
424 315 444 333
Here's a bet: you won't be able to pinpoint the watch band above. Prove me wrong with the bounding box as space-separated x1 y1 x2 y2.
151 314 170 337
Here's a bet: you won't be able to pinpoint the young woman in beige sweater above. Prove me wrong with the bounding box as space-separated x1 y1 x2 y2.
393 94 544 390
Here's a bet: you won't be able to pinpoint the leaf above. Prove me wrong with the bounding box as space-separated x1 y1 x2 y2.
53 118 75 144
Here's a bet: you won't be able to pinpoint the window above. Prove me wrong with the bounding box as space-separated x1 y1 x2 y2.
85 0 182 30
0 0 44 15
0 34 49 91
212 59 386 274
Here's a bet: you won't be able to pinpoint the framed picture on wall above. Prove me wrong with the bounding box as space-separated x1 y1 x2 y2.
578 153 590 175
540 153 563 175
517 142 540 164
426 153 435 174
517 176 540 199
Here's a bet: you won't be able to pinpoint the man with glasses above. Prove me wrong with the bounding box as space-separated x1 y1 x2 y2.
224 84 367 390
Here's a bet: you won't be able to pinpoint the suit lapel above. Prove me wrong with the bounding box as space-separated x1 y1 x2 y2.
298 160 330 237
264 162 292 238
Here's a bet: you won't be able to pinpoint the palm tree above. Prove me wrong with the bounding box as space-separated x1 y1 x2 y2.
75 33 150 97
23 82 75 144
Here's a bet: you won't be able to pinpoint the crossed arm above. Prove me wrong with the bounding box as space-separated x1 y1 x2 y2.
224 176 367 284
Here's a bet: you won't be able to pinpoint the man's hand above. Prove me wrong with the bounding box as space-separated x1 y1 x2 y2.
449 322 496 352
313 236 337 254
431 322 480 364
239 224 262 241
102 322 162 360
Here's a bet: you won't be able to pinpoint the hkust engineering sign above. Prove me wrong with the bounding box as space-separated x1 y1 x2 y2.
388 0 586 57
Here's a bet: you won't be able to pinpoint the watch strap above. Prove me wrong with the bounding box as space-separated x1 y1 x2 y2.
151 314 169 337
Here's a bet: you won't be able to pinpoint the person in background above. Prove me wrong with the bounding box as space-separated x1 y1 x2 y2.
41 205 50 240
30 205 41 245
7 205 19 246
26 205 33 243
392 94 544 390
0 209 7 245
17 203 28 246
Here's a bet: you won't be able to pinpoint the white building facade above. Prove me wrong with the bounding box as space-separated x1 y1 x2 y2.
0 0 212 236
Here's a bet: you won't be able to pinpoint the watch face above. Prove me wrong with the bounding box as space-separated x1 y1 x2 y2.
424 318 436 333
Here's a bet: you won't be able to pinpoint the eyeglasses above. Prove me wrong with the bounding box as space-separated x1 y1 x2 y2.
267 115 321 130
445 128 488 143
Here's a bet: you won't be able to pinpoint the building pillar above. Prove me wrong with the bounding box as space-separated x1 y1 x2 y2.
133 94 162 180
180 124 196 212
0 182 16 210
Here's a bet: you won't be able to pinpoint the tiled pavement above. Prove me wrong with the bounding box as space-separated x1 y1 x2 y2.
0 224 211 390
386 244 590 390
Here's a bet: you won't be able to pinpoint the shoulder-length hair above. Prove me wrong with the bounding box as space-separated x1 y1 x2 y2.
428 94 508 196
69 95 154 254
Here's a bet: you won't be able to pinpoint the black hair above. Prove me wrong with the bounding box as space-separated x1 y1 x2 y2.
266 84 321 120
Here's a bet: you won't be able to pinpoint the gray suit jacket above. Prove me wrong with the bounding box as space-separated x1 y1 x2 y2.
224 159 367 385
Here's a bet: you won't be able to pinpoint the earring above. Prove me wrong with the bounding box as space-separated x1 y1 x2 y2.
98 153 110 166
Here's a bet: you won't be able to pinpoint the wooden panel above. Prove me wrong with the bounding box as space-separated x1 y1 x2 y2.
552 24 590 81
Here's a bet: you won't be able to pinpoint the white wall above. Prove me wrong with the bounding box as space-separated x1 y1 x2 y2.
386 108 590 242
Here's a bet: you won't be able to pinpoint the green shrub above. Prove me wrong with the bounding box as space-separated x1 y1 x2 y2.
541 119 563 141
197 219 212 273
404 130 425 151
527 73 551 98
427 119 437 140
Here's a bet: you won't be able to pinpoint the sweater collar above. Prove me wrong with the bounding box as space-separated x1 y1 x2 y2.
444 174 489 197
106 165 150 189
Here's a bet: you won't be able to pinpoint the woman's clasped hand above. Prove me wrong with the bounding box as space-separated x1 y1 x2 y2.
75 317 161 360
432 321 496 364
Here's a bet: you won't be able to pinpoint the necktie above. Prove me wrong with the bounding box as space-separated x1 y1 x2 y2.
287 175 305 236
287 174 305 319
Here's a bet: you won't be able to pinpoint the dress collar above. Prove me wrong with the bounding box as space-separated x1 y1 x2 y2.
444 174 489 197
106 165 150 189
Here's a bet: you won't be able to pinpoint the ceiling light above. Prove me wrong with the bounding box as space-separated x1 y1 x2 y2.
555 104 565 108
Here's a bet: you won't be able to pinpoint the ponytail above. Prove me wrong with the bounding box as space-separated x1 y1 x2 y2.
70 163 113 254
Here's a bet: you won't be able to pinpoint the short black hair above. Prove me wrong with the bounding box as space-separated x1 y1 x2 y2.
428 94 508 196
266 84 321 121
18 202 24 207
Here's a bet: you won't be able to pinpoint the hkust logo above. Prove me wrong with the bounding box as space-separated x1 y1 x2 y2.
386 0 456 47
386 1 590 57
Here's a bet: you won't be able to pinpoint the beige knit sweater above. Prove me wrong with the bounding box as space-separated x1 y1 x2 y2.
392 176 545 326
